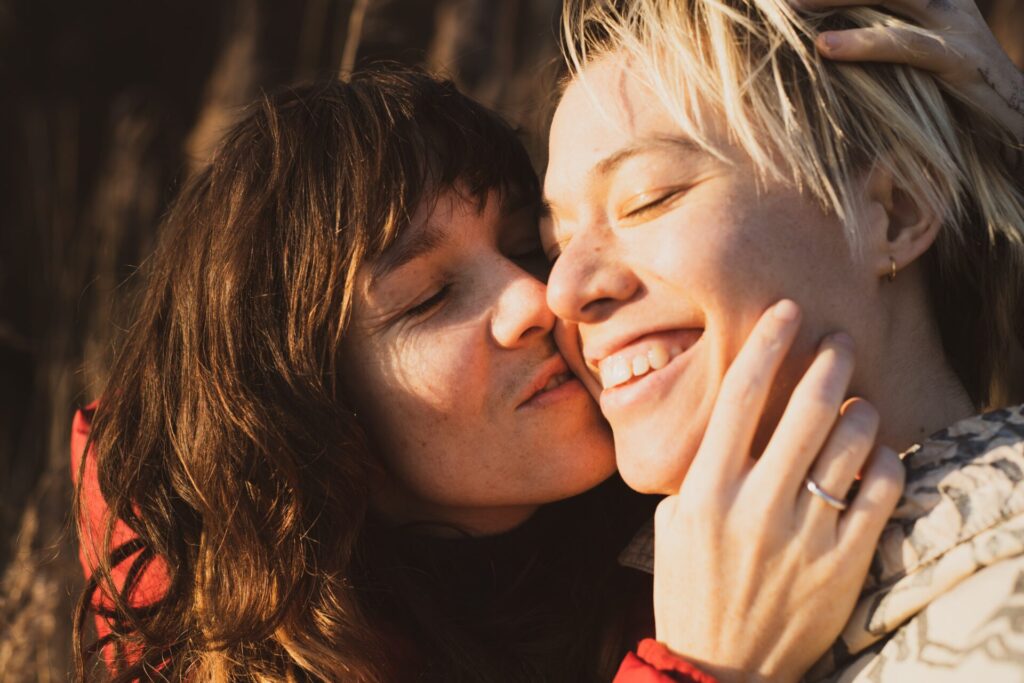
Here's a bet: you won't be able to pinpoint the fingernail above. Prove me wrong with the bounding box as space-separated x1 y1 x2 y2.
839 397 860 415
772 299 800 321
829 331 854 349
820 32 842 52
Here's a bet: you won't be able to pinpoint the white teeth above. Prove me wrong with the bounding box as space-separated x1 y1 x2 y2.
599 343 686 389
603 357 632 388
541 373 568 393
648 346 669 370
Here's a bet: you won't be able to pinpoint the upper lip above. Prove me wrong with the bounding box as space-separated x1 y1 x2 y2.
583 325 703 368
516 354 572 408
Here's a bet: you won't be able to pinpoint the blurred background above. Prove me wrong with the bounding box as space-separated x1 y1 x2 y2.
0 1 1021 680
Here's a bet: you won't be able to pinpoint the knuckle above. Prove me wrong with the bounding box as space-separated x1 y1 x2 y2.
849 28 881 52
738 486 784 530
759 321 785 351
725 369 766 409
828 440 867 477
750 497 783 531
866 449 906 498
904 30 934 54
801 371 846 411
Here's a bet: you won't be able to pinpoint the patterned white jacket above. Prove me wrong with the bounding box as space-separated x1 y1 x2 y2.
619 404 1024 682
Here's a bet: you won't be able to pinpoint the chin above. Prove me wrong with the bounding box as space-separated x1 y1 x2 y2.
558 445 619 497
614 431 694 495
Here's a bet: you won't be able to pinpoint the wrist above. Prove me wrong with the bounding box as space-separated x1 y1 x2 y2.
651 643 764 683
636 639 733 683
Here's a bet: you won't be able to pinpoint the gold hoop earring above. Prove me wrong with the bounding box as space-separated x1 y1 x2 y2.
887 257 897 283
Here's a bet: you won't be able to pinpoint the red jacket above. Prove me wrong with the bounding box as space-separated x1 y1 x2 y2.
71 404 714 682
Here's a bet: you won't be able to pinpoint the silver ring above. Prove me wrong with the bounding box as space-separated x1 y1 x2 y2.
805 477 849 511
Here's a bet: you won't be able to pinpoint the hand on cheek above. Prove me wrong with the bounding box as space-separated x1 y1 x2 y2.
652 300 905 683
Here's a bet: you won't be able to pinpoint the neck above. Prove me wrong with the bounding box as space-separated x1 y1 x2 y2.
859 265 975 453
372 480 539 537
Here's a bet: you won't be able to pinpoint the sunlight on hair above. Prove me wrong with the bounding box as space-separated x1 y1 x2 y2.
562 0 1024 406
562 0 1023 249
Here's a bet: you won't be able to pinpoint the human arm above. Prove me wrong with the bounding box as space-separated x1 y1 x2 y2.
796 0 1024 143
616 639 721 683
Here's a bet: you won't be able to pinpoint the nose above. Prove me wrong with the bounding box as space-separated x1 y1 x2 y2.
491 263 556 349
546 228 638 325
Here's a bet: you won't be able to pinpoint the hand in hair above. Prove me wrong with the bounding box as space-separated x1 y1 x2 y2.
652 301 905 683
794 0 1024 143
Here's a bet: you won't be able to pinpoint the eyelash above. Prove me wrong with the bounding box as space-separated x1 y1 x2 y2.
624 189 683 219
512 244 547 265
405 284 450 318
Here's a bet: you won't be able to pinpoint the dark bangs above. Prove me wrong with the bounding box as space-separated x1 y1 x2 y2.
344 66 541 257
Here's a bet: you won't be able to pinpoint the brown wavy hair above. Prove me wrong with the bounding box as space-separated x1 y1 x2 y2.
73 67 649 682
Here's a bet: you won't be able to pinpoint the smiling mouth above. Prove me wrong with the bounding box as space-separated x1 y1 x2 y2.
596 331 703 390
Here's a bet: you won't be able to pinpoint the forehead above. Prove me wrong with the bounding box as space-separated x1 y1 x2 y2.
369 188 530 282
546 57 680 188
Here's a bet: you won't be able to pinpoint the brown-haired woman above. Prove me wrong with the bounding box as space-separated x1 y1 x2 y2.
69 66 911 682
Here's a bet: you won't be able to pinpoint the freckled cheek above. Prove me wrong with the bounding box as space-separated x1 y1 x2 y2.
396 336 494 418
643 213 770 381
643 209 741 303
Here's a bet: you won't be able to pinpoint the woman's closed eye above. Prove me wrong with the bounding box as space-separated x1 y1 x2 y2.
618 187 687 223
512 243 550 275
510 244 546 262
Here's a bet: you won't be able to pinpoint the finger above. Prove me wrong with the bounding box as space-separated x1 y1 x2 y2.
749 331 856 502
683 300 802 493
800 398 880 523
815 27 956 74
837 445 905 549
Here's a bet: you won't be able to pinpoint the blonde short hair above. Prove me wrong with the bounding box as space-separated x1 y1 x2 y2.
562 0 1024 408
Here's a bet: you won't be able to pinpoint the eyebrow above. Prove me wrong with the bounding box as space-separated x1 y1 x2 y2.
595 136 704 177
370 221 448 282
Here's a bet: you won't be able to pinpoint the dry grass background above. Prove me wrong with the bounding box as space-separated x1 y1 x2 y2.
0 1 1020 680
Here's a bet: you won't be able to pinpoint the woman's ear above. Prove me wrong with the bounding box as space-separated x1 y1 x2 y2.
862 164 942 280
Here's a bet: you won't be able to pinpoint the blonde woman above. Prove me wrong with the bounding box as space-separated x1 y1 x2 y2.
546 0 1024 680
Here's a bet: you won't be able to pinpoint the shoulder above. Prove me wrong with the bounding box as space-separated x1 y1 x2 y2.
829 555 1024 682
816 406 1024 680
872 404 1024 592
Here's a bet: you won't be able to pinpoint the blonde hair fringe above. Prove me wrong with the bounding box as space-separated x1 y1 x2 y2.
562 0 1024 407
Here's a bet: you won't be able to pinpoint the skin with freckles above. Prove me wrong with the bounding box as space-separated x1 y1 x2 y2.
342 189 616 535
543 54 974 495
